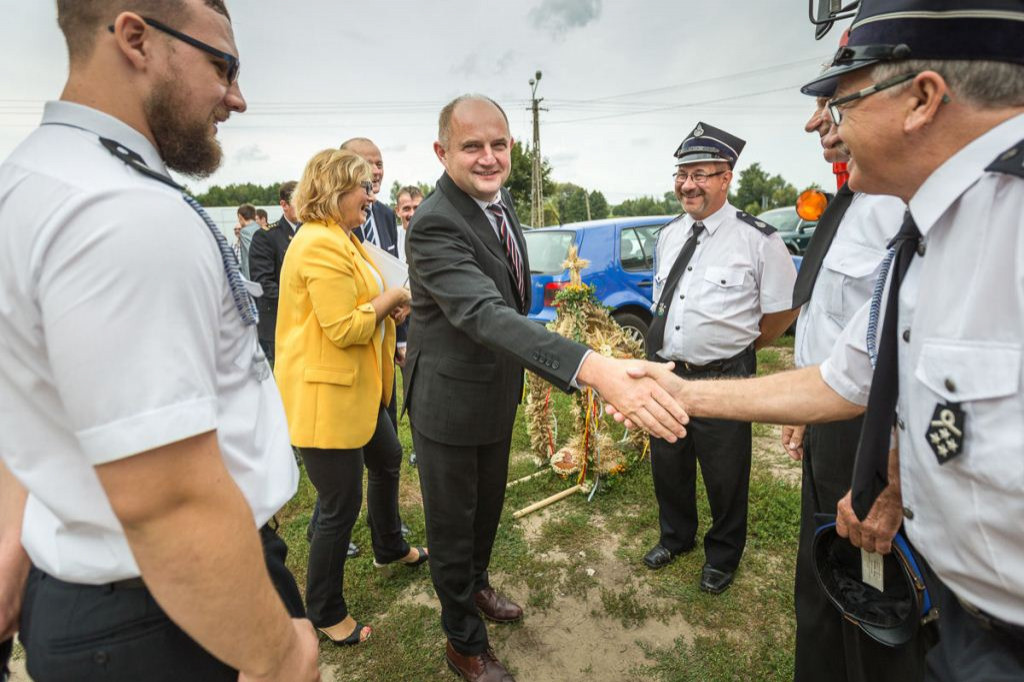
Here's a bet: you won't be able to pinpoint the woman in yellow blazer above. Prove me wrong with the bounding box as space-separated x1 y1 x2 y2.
275 149 426 647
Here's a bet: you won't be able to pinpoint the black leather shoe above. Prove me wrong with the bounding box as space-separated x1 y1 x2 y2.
643 543 692 570
348 542 360 558
700 564 734 594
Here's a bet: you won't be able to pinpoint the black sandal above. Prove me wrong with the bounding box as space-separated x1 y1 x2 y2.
318 622 372 647
374 546 429 569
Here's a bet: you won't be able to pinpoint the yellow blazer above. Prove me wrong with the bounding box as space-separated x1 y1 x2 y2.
274 219 396 449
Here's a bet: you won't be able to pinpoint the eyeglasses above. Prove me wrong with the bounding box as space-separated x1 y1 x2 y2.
108 16 240 84
827 72 918 125
360 181 374 195
673 170 726 185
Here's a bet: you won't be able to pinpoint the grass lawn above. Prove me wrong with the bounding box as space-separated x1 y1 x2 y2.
274 340 803 681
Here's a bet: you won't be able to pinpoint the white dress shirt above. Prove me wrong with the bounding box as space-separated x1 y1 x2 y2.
654 201 797 365
0 101 298 584
820 113 1024 625
794 193 904 367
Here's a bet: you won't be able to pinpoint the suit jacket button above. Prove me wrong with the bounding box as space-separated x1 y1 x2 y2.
532 352 540 361
552 360 560 370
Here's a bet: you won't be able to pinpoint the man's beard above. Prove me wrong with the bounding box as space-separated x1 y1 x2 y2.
144 78 224 178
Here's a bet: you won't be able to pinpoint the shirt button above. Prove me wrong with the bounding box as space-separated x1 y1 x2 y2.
679 294 685 300
903 506 915 520
720 279 726 284
675 326 680 331
687 266 693 271
944 378 957 393
897 418 906 430
902 329 911 342
917 242 927 257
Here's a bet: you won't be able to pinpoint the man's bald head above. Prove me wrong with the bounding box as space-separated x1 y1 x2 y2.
340 137 383 195
437 95 509 150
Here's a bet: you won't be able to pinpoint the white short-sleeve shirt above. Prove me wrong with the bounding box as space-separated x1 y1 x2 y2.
0 101 298 584
794 193 904 368
654 201 797 365
820 113 1024 625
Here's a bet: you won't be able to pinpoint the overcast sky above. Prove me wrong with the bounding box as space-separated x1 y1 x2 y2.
0 0 850 205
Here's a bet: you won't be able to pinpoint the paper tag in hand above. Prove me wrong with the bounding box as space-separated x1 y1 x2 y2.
861 549 884 592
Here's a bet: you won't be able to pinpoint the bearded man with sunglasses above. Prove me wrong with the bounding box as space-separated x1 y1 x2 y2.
642 122 797 594
0 2 319 681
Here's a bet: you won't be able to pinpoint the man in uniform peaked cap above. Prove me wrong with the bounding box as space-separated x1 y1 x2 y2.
642 121 797 595
619 1 1024 677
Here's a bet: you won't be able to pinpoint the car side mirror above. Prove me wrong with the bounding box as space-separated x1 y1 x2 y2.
809 0 859 39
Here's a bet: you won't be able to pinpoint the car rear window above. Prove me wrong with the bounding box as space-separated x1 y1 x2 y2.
758 208 801 232
523 230 577 274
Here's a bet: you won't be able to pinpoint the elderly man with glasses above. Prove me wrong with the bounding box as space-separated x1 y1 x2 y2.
641 122 797 594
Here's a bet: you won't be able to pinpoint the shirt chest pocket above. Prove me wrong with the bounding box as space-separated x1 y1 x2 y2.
820 242 885 323
913 340 1022 487
699 266 748 308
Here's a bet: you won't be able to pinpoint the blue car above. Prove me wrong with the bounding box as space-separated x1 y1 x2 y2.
523 216 803 345
523 216 675 345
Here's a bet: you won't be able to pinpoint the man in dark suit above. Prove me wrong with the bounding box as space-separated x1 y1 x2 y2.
405 94 689 682
340 137 406 422
249 181 300 366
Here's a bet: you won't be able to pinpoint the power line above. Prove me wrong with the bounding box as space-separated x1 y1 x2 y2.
545 85 801 125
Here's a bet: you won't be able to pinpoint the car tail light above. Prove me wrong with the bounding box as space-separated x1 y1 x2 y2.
543 281 567 308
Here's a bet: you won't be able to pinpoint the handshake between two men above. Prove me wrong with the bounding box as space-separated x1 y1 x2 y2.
603 362 900 555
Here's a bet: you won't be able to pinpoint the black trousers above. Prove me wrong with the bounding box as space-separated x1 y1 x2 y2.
924 562 1024 682
0 637 11 682
794 418 927 682
299 406 408 628
258 337 275 367
650 348 755 572
413 427 511 656
307 381 402 539
19 524 302 682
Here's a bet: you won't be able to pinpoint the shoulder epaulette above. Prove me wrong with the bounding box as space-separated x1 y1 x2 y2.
653 212 686 238
736 210 777 236
985 139 1024 178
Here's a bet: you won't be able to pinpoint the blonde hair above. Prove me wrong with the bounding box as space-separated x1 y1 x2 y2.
292 149 372 225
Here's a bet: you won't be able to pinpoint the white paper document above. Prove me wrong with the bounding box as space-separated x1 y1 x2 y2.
861 549 884 592
362 241 409 288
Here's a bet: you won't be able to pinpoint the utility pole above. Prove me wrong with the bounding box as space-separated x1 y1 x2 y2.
528 70 544 228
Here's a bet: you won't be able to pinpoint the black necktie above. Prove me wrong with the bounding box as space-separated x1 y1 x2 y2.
792 183 855 308
646 222 705 360
850 212 921 519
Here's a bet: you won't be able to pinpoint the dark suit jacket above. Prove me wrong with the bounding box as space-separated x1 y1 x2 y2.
249 217 298 342
355 201 407 344
404 172 588 446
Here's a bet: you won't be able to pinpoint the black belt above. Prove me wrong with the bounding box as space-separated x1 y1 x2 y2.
38 569 146 592
36 522 278 593
958 597 1024 643
665 345 754 375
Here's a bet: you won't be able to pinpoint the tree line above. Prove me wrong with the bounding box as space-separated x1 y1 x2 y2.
196 143 803 225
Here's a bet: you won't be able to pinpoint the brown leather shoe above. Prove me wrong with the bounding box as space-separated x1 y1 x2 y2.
473 587 523 623
445 641 516 682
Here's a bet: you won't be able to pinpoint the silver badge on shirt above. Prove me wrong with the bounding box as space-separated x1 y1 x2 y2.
925 402 965 465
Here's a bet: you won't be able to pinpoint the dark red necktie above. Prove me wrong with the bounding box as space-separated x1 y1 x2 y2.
487 202 526 306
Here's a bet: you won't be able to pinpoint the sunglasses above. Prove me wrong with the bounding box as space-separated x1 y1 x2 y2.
108 16 240 85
